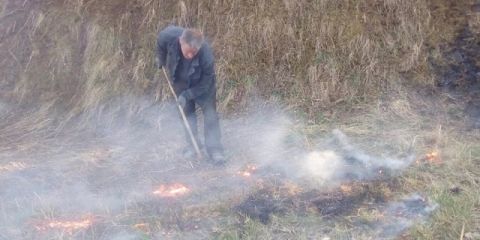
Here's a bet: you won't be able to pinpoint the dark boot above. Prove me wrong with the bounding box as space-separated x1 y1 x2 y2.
209 150 226 165
199 97 225 165
182 147 196 159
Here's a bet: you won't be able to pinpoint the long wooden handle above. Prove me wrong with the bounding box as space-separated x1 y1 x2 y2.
162 68 202 159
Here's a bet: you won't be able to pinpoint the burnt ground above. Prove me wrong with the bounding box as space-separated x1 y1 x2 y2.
429 21 480 128
0 100 441 239
235 176 438 239
236 175 396 225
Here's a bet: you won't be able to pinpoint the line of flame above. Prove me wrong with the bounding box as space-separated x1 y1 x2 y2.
153 183 190 197
34 217 93 234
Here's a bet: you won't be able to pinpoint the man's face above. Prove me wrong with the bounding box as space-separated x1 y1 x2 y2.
180 39 199 60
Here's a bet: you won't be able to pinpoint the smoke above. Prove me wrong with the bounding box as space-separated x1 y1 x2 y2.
303 150 343 181
0 97 183 239
0 100 9 117
222 106 294 166
374 193 438 238
108 231 142 240
223 107 415 188
298 129 415 185
0 97 429 239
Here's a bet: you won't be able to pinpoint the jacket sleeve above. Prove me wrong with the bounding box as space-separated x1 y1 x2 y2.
184 45 215 100
156 31 168 68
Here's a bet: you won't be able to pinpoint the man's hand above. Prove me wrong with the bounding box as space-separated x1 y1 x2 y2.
177 91 188 108
156 56 165 69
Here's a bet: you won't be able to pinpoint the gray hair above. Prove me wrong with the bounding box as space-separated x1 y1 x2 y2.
180 28 204 50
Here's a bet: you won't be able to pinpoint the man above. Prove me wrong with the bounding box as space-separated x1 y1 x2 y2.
156 25 225 164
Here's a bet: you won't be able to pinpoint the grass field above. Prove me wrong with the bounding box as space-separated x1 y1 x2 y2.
0 89 478 239
0 0 479 239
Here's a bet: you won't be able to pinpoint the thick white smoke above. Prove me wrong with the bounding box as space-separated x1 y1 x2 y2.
0 98 430 239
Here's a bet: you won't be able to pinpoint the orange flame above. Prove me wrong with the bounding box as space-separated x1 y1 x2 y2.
417 150 441 165
34 216 93 234
340 184 353 194
133 223 150 233
426 151 439 162
237 164 257 177
153 183 190 198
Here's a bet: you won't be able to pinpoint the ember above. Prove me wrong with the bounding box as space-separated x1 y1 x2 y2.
133 223 150 233
237 164 257 177
425 151 440 163
340 184 353 194
417 151 441 164
34 216 93 234
153 183 190 198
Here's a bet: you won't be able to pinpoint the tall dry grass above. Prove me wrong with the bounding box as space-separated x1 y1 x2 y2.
0 0 474 119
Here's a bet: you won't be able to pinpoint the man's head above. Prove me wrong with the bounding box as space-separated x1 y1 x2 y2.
179 28 204 60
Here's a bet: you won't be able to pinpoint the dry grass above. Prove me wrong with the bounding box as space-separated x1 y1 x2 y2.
335 91 480 239
218 89 479 239
1 0 473 116
0 89 477 239
1 0 479 239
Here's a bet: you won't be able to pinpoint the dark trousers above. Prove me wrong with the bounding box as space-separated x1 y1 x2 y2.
174 87 223 155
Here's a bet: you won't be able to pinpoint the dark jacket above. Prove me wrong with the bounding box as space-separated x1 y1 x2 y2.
156 26 216 101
